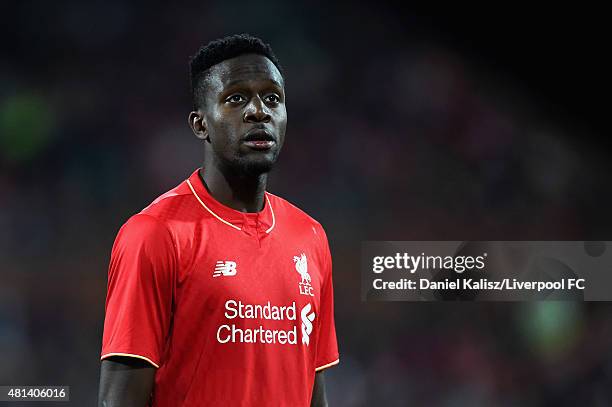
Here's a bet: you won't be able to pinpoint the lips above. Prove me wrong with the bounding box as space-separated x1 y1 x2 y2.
243 140 276 150
243 128 276 151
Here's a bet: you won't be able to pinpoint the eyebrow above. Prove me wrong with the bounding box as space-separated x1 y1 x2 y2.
224 78 283 89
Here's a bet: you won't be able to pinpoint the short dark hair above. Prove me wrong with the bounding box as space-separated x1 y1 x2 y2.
189 33 283 109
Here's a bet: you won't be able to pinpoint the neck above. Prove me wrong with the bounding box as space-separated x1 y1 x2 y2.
199 165 268 213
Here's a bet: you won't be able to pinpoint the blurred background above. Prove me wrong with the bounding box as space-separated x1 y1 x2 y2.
1 1 612 405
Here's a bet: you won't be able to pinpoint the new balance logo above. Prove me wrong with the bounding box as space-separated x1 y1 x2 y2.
301 303 315 346
213 261 237 277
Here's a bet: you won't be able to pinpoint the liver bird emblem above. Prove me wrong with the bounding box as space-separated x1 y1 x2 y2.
293 253 310 285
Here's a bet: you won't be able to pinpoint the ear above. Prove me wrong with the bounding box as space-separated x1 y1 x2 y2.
188 111 210 142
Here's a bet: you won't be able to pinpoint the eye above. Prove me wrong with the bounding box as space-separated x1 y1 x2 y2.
225 94 245 104
264 94 281 104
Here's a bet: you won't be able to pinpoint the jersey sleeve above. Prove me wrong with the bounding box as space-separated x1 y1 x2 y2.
314 225 340 372
100 213 177 368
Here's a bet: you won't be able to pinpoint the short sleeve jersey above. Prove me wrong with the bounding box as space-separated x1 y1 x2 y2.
101 169 339 406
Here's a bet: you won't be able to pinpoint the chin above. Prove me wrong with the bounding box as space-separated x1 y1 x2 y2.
234 155 278 176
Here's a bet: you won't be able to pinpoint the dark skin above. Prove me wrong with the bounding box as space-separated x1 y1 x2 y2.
191 53 287 212
98 54 329 406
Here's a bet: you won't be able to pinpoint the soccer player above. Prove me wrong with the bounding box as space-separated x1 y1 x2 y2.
98 34 339 406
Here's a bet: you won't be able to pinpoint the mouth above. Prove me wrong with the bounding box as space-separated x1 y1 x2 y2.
242 128 276 151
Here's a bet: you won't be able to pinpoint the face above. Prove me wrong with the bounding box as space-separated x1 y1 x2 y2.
190 53 287 176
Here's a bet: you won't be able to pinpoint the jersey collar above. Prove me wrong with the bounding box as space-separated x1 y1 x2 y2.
186 168 275 234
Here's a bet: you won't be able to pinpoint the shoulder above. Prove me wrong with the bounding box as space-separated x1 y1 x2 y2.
119 213 172 239
114 179 195 249
113 213 176 257
138 179 194 222
267 192 321 226
267 192 329 244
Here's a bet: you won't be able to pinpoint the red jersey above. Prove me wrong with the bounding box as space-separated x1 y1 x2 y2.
101 169 339 406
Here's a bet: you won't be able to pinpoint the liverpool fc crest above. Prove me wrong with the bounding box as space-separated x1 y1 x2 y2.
294 253 314 297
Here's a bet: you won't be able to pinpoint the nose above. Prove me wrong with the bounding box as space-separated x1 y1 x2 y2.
243 96 271 123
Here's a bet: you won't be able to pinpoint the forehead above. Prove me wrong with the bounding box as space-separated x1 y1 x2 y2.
207 54 284 91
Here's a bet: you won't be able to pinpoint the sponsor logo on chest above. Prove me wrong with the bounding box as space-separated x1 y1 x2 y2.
216 300 316 346
210 252 318 347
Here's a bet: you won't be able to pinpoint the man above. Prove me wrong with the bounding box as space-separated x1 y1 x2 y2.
98 34 339 406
